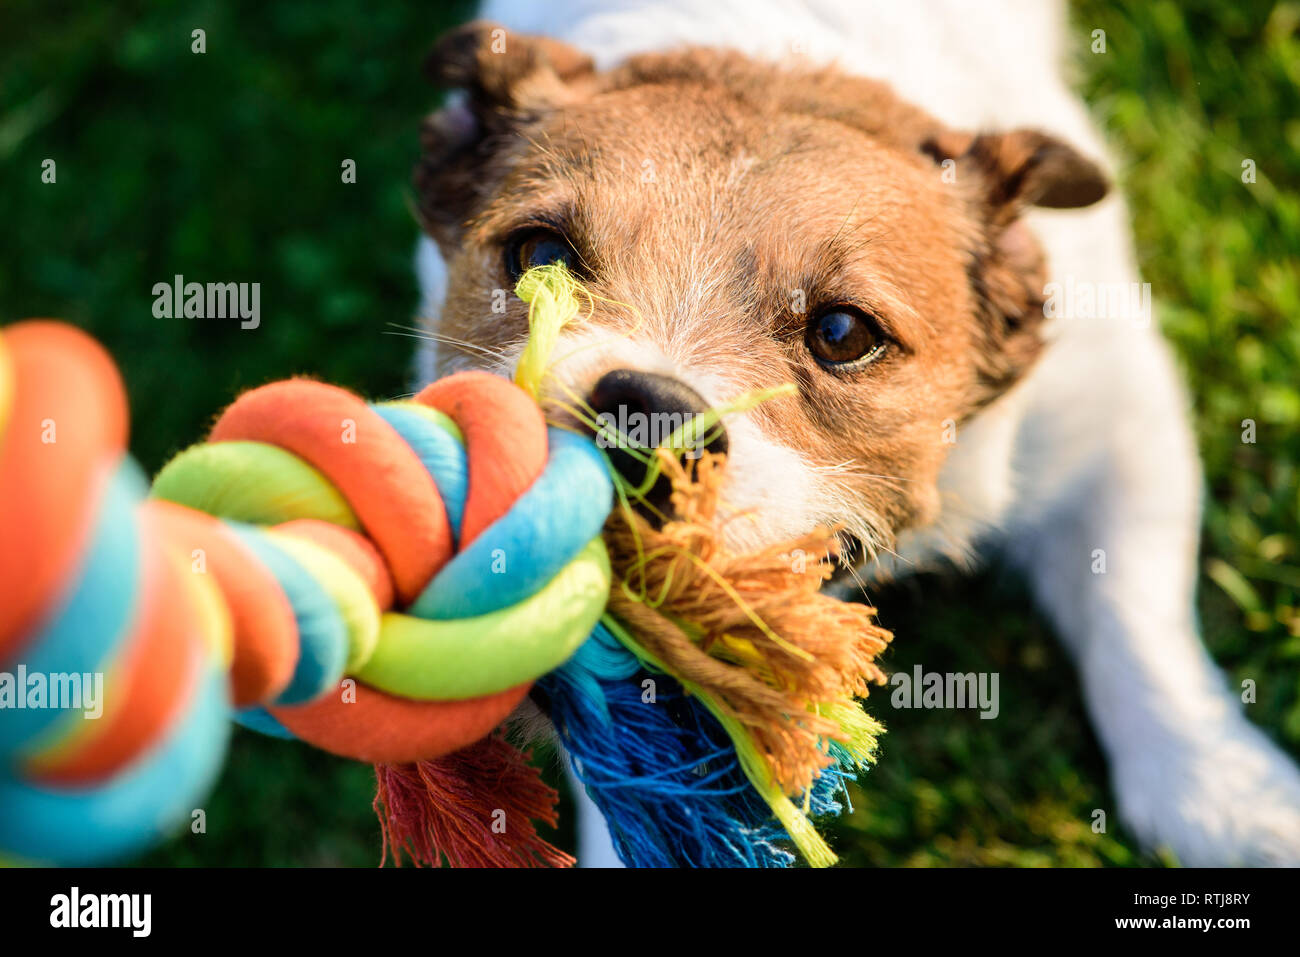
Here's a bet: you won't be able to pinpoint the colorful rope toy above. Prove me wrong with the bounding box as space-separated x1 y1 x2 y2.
0 266 892 867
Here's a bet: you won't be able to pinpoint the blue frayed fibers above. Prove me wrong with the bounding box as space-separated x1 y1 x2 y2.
537 623 863 867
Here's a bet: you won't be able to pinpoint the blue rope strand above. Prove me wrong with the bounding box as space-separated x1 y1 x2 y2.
537 623 866 867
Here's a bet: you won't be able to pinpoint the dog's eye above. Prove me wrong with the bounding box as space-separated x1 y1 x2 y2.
806 307 887 367
505 229 579 282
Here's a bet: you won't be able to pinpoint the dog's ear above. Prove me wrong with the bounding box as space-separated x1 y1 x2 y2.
425 21 595 115
938 128 1110 219
415 22 595 249
924 128 1110 401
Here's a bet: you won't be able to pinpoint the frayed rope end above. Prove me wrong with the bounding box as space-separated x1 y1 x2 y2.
373 735 574 868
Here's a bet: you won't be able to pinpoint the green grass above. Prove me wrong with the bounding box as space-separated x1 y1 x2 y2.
2 0 1296 866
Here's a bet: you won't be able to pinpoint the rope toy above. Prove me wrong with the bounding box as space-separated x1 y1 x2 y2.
0 266 892 867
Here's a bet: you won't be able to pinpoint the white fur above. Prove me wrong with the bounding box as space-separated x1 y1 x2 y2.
415 0 1300 866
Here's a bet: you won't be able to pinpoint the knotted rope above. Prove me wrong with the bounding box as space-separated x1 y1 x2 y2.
0 265 893 868
0 319 608 864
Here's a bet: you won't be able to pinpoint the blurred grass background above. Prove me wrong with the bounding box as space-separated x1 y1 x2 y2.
1 0 1296 866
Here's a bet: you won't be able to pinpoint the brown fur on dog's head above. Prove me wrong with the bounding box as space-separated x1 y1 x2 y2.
415 22 1109 553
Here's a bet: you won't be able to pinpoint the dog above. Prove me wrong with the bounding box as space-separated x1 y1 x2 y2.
412 0 1300 866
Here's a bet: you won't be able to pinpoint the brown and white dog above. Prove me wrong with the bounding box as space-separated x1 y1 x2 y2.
412 0 1300 866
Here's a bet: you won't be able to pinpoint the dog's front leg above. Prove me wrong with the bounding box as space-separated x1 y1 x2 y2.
1006 338 1300 865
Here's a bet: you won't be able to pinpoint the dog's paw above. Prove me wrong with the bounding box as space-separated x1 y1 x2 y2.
1111 718 1300 866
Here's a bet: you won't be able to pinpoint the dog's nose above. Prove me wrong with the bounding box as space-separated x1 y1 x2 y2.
587 369 728 514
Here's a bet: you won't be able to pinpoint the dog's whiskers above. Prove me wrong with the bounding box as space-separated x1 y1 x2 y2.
386 324 516 364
